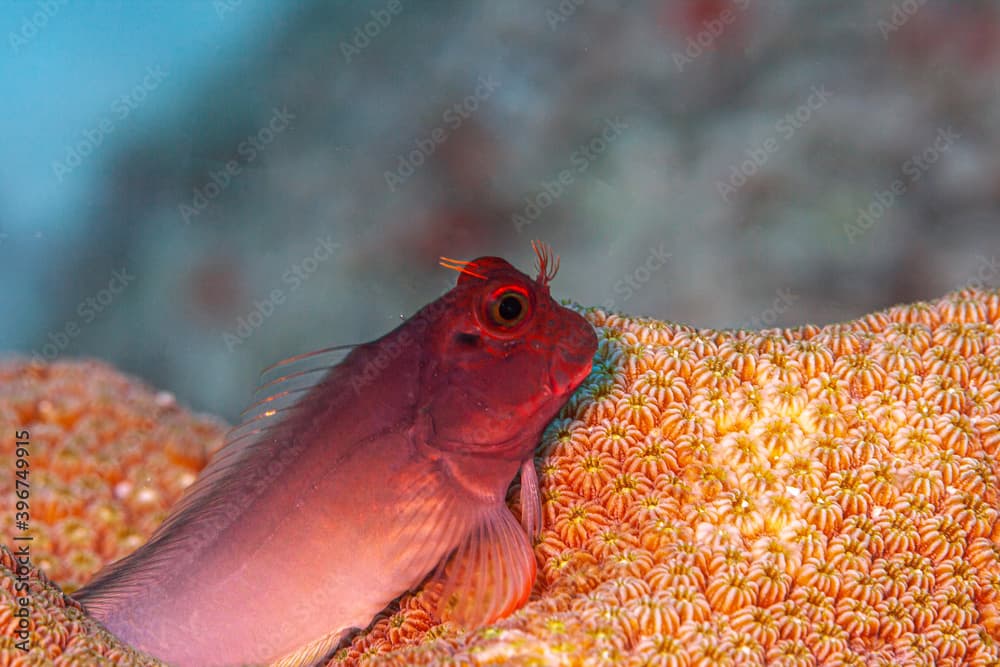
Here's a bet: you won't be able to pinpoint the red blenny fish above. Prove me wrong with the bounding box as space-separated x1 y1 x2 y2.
75 242 598 667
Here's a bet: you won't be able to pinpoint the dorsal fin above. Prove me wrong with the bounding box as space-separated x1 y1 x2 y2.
75 343 358 613
151 343 358 536
253 344 358 405
259 343 357 383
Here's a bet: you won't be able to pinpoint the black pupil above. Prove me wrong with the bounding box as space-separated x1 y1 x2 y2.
498 295 523 321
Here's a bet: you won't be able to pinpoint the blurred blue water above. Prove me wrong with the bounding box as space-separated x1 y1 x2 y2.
0 0 286 342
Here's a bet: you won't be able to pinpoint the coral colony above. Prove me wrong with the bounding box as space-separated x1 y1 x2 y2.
4 287 1000 665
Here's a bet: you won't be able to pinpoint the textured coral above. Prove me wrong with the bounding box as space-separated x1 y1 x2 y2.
4 287 1000 665
0 544 157 665
0 359 226 592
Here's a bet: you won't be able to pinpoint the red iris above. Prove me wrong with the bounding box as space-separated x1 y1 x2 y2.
481 285 532 333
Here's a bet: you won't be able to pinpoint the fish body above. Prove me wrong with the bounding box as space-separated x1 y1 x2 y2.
75 250 597 666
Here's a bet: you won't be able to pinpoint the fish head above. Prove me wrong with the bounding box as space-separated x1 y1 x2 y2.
419 253 597 458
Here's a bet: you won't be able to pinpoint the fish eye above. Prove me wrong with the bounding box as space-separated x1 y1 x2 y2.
484 286 531 330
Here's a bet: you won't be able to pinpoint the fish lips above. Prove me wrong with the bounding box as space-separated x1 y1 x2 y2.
547 322 598 397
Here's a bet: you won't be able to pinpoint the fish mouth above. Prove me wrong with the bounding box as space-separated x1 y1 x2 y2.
548 351 595 397
546 312 598 396
547 366 591 398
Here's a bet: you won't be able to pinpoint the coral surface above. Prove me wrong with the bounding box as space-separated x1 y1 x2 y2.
3 287 1000 665
0 545 156 665
0 359 226 592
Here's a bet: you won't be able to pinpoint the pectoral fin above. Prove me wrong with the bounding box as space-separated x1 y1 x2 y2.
519 459 542 540
435 503 536 628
